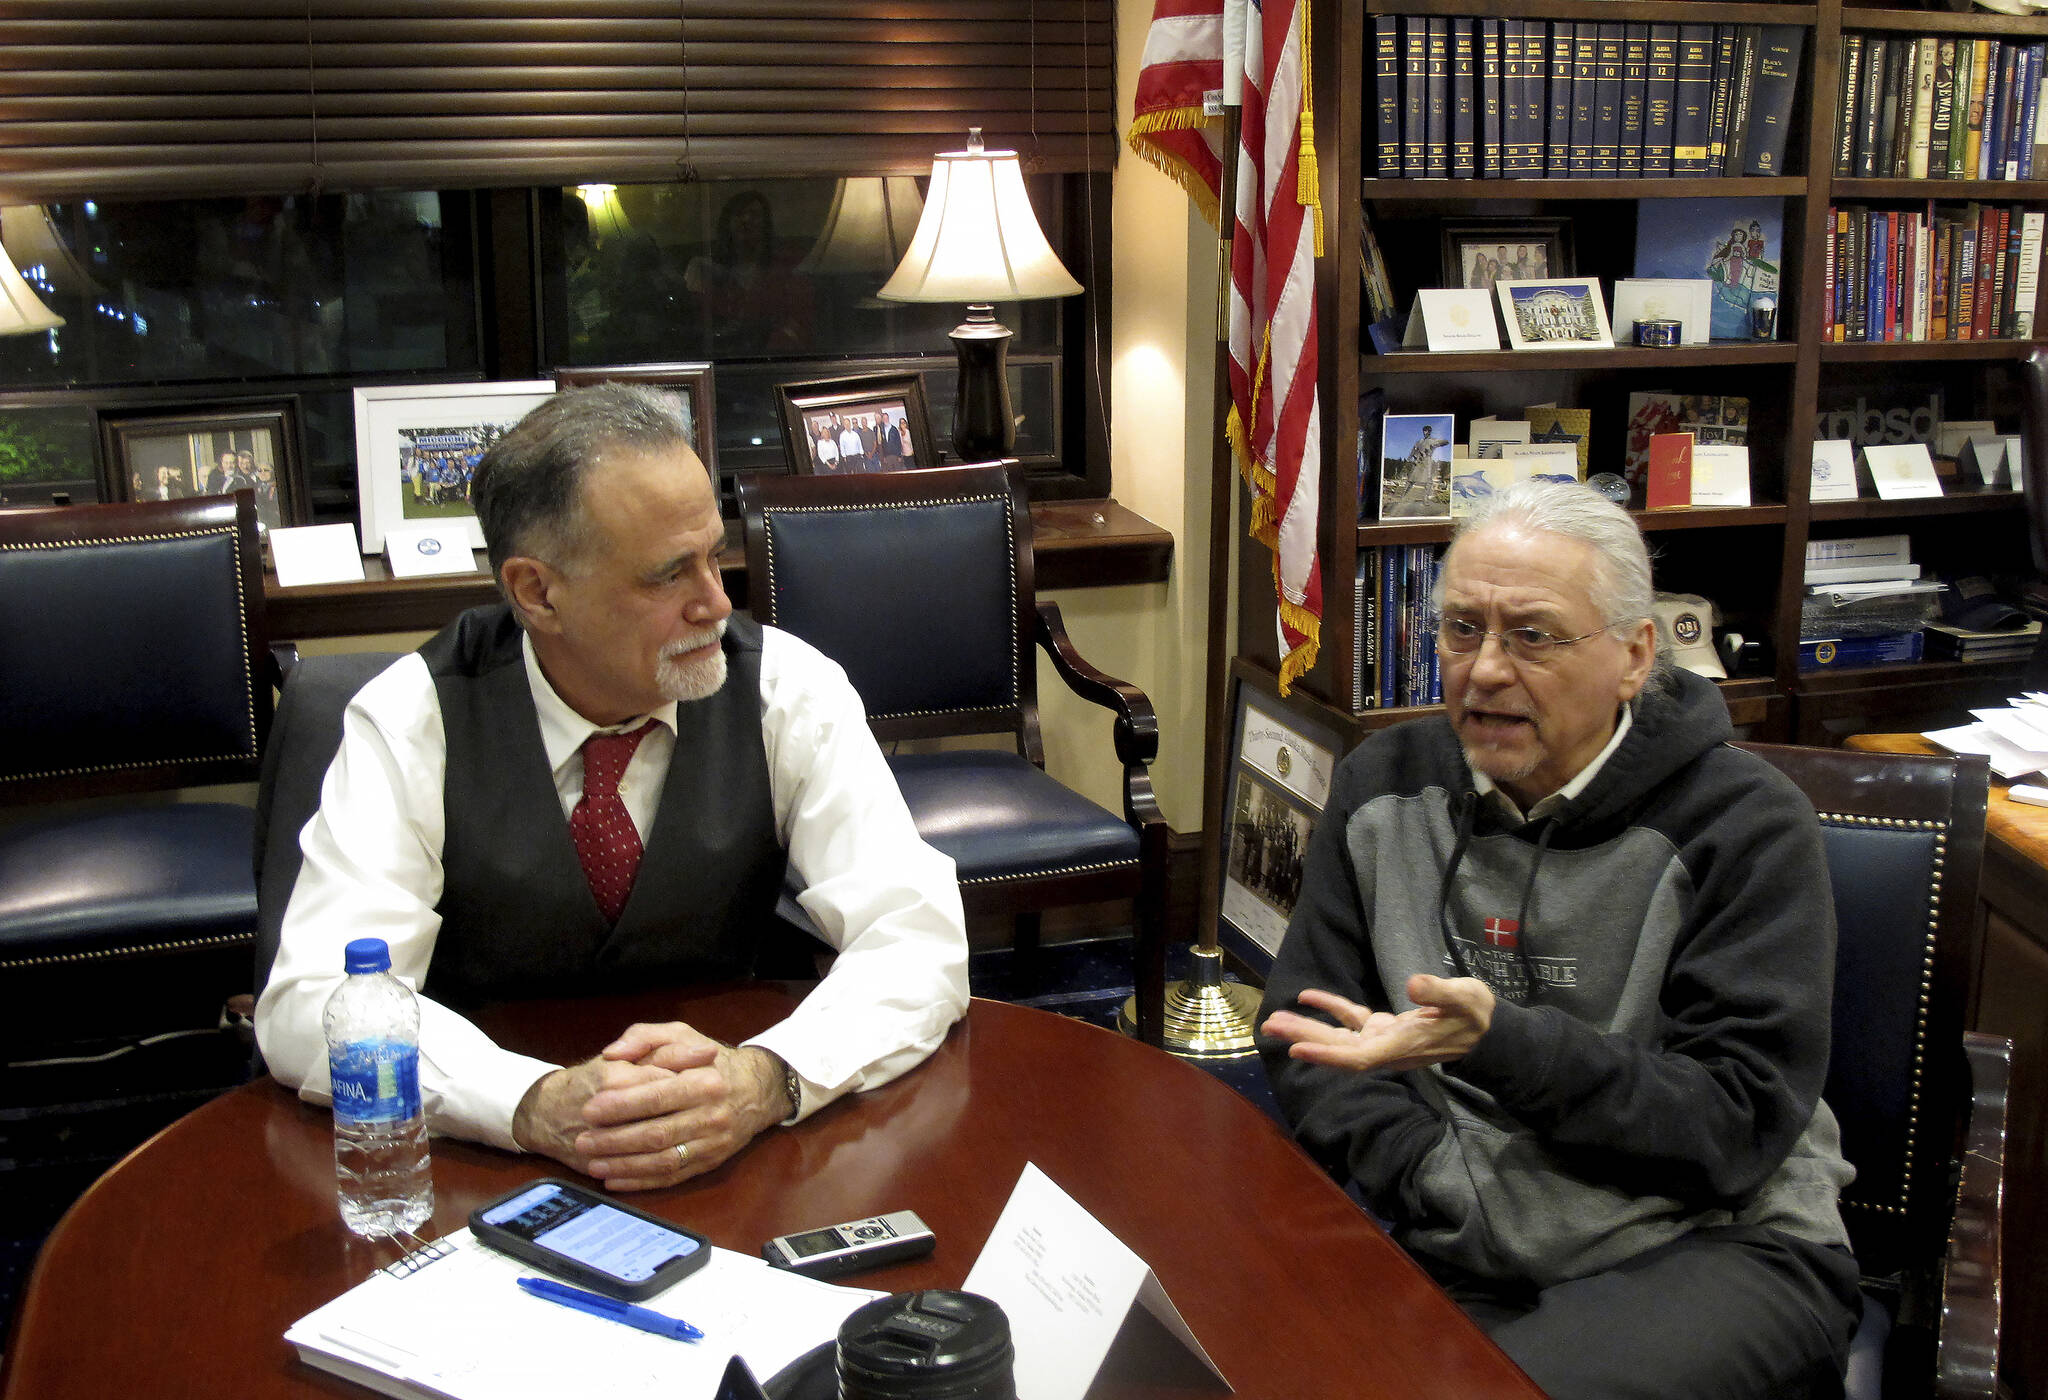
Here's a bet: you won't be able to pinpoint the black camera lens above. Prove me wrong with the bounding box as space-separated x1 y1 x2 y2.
835 1291 1014 1400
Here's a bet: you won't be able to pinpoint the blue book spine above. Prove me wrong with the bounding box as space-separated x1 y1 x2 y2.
1379 546 1399 709
1480 18 1504 177
1403 16 1428 176
1451 17 1478 178
1673 25 1715 175
1426 16 1451 178
1374 15 1402 176
1798 632 1926 670
1425 551 1443 703
1570 22 1598 176
1644 24 1678 177
1870 209 1888 344
1548 22 1576 175
2020 45 2042 180
1620 23 1649 178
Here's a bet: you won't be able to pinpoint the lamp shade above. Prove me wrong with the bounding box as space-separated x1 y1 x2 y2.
877 131 1081 305
0 205 99 301
797 176 926 278
0 238 63 337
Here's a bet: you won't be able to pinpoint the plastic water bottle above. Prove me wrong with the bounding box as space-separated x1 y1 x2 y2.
324 937 433 1237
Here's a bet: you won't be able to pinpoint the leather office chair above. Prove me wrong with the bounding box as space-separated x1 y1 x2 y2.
1740 742 2007 1400
736 463 1172 1045
0 495 272 1064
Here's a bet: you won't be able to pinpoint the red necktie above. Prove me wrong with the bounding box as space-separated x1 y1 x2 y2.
570 719 657 923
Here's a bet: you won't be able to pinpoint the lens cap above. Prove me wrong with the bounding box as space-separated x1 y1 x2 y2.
835 1290 1015 1400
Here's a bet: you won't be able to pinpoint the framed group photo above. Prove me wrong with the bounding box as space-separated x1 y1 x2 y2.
1217 670 1345 973
551 362 718 473
775 372 937 476
352 380 555 553
95 398 308 531
1440 218 1573 292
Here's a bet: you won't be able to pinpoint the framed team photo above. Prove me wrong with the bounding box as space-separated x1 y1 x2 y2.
96 398 308 532
1497 278 1615 351
352 380 555 553
775 371 937 476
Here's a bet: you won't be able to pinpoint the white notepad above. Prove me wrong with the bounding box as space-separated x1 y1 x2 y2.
284 1228 879 1400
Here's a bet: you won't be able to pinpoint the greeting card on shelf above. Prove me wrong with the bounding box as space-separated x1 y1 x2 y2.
1469 416 1531 458
1401 289 1501 351
1379 412 1456 521
1810 440 1859 502
1497 279 1614 350
1863 443 1944 500
1524 406 1592 477
1956 435 2008 487
1609 278 1713 345
1647 433 1694 510
1689 444 1752 507
1632 197 1783 341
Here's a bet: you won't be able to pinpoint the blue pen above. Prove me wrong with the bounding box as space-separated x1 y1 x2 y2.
516 1275 704 1342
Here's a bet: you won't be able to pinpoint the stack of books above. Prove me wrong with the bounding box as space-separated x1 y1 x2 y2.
1824 202 2044 341
1835 33 2048 181
1371 16 1802 179
1923 619 2042 662
1353 545 1444 710
1799 534 1937 671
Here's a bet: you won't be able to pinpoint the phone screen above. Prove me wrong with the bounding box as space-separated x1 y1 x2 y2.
479 1182 702 1283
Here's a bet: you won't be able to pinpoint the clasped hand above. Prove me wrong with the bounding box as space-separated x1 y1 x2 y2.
1260 975 1495 1073
512 1021 790 1191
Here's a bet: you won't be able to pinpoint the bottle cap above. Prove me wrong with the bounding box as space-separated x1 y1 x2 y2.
343 937 392 974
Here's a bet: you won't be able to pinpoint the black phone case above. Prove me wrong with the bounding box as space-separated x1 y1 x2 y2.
468 1177 711 1300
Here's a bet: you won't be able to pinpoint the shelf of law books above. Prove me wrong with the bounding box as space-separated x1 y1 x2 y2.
1362 11 1812 188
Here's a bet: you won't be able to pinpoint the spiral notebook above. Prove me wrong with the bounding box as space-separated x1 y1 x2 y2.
284 1227 880 1400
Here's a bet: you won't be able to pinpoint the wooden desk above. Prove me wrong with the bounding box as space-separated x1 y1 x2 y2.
1845 733 2048 1400
0 991 1539 1400
264 500 1175 640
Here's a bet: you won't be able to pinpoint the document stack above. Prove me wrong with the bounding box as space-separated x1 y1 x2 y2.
1799 534 1940 670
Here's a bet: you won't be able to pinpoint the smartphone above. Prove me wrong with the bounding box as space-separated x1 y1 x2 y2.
761 1210 935 1278
469 1178 711 1300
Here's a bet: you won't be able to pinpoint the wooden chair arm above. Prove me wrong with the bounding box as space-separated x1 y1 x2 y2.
1934 1030 2010 1400
268 642 301 689
1033 601 1165 831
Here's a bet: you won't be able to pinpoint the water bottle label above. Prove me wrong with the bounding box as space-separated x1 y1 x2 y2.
330 1040 422 1124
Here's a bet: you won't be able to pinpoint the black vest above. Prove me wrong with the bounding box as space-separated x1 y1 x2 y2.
419 605 788 1010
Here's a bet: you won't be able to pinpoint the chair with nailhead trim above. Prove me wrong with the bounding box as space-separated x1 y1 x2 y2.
1741 742 2007 1400
737 462 1171 1045
0 494 273 1075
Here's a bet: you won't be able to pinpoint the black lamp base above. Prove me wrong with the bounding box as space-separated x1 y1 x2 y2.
949 305 1015 463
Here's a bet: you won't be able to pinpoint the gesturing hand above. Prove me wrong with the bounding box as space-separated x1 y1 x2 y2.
1260 975 1495 1073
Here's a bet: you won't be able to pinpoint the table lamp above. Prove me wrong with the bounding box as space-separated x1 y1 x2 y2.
0 237 63 337
877 129 1081 462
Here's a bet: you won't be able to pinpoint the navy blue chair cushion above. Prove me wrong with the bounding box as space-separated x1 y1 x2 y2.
761 496 1018 720
0 803 257 959
887 751 1139 883
0 530 259 785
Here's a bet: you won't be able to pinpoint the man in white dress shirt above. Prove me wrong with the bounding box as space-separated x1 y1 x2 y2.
256 383 969 1191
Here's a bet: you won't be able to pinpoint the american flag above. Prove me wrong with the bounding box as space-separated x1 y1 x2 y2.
1132 0 1324 693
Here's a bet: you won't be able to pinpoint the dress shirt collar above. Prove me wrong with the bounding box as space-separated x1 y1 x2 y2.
521 633 677 775
1470 704 1633 826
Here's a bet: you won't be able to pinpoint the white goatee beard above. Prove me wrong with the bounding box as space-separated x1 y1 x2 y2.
656 619 729 703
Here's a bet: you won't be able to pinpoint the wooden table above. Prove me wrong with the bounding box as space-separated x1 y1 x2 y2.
1846 733 2048 1400
263 500 1174 639
0 990 1540 1400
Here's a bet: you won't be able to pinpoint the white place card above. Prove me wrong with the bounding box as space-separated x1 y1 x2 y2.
1609 277 1713 345
1863 442 1945 499
269 523 367 588
1810 440 1859 502
1499 442 1579 479
1935 418 1998 461
1959 433 2008 487
384 523 484 578
2009 436 2027 492
1402 288 1501 352
963 1163 1227 1400
1690 444 1752 506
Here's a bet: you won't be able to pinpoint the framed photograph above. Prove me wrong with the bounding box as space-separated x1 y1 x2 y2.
1440 218 1573 292
1379 411 1456 521
351 380 555 553
775 372 938 476
1218 670 1346 973
96 398 308 531
550 362 718 473
1497 279 1616 350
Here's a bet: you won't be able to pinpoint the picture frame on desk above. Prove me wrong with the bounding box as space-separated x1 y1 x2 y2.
351 380 556 554
1440 218 1574 292
1218 675 1344 974
775 371 938 476
96 397 308 533
551 363 718 473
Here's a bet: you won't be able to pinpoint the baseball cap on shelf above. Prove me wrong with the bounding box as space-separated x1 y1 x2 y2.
1939 576 2028 632
1652 592 1726 678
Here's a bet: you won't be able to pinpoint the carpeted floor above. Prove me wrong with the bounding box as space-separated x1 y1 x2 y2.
0 936 1280 1347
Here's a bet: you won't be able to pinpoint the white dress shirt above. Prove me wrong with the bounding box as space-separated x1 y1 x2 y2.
255 625 970 1150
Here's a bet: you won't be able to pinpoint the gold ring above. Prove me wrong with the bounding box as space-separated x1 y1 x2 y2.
673 1141 690 1167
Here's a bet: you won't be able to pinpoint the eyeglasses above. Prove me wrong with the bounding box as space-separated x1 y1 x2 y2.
1436 615 1608 664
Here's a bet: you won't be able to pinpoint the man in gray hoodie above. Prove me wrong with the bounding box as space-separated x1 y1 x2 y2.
1259 481 1860 1399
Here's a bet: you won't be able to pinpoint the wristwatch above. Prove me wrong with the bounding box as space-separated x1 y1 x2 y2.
782 1061 803 1121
